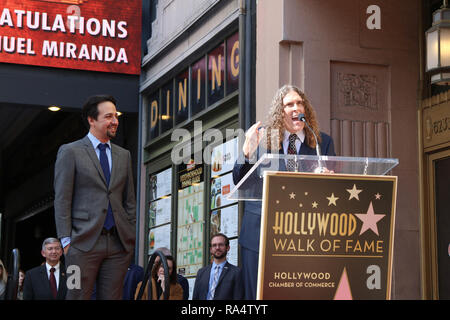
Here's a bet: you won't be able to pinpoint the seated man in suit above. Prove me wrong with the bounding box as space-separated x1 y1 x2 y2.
192 233 244 300
233 84 336 299
23 238 67 300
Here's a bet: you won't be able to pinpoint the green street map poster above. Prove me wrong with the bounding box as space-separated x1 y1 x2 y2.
257 172 397 300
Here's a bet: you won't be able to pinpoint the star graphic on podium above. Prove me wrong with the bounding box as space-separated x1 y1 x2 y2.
346 184 362 200
312 201 318 208
289 192 296 199
355 201 385 236
326 193 339 206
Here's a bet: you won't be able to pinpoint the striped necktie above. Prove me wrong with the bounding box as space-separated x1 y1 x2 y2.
287 133 298 171
208 265 220 300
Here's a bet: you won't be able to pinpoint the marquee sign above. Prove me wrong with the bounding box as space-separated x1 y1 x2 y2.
148 32 239 140
0 0 141 74
258 172 397 300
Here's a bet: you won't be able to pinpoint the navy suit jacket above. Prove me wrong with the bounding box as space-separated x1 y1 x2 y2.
233 132 335 252
23 264 67 300
192 262 244 300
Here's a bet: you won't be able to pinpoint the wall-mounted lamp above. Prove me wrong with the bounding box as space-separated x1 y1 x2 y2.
426 0 450 85
48 106 61 112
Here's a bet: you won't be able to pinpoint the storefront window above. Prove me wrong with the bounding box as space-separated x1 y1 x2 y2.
176 161 204 277
148 167 172 254
209 138 239 265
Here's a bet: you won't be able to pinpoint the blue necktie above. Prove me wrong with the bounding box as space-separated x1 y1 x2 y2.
208 265 220 300
98 143 115 230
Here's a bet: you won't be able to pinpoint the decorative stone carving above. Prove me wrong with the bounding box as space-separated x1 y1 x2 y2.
337 73 378 110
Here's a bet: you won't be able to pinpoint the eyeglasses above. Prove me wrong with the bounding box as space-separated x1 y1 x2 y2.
211 243 226 248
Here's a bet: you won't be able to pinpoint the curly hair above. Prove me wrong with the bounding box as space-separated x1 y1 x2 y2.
264 85 321 151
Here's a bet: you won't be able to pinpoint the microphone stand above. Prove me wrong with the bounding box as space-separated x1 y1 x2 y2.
298 113 324 173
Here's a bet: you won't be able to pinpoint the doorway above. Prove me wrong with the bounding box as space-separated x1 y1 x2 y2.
14 206 59 271
433 152 450 299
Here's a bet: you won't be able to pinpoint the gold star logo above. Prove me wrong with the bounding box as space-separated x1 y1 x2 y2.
346 184 362 201
327 193 339 206
289 192 296 199
312 201 318 208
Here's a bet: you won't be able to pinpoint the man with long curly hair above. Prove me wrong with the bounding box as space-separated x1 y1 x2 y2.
233 84 336 299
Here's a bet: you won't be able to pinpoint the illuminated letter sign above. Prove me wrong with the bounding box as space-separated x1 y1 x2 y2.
176 69 189 125
208 43 224 106
227 32 239 94
0 0 141 74
161 81 173 133
149 92 159 140
191 57 206 116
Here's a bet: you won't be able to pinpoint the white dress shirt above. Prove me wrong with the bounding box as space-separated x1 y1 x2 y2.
282 129 305 155
45 262 60 289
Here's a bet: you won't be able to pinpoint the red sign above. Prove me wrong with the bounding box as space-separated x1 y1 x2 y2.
0 0 141 74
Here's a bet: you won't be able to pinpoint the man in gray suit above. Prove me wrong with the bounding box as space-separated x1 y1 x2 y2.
54 95 136 300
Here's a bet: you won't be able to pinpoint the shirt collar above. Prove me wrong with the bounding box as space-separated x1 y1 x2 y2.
87 132 111 150
283 130 305 143
212 260 227 270
46 262 60 272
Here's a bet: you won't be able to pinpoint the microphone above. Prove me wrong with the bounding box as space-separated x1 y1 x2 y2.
298 113 324 172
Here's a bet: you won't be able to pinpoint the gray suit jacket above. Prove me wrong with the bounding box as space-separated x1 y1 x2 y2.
54 136 136 253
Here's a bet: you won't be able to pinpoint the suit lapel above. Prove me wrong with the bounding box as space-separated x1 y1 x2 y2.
57 268 66 299
299 141 315 155
39 265 52 299
215 262 230 288
110 144 119 188
82 136 108 186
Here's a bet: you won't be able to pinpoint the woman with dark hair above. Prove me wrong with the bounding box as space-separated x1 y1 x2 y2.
16 269 25 300
233 85 336 300
134 255 184 300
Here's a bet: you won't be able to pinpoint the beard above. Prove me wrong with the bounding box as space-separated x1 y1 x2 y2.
213 250 227 260
107 126 117 138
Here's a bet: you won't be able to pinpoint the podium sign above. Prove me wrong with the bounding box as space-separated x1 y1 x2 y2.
257 172 397 300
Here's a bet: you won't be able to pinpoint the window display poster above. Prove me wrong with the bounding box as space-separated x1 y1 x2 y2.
148 224 171 254
188 278 196 300
210 172 237 209
177 181 205 277
148 196 171 228
210 204 239 238
149 167 172 201
228 238 238 266
211 138 238 176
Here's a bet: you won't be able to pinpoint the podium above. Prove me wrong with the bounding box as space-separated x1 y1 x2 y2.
228 154 398 300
